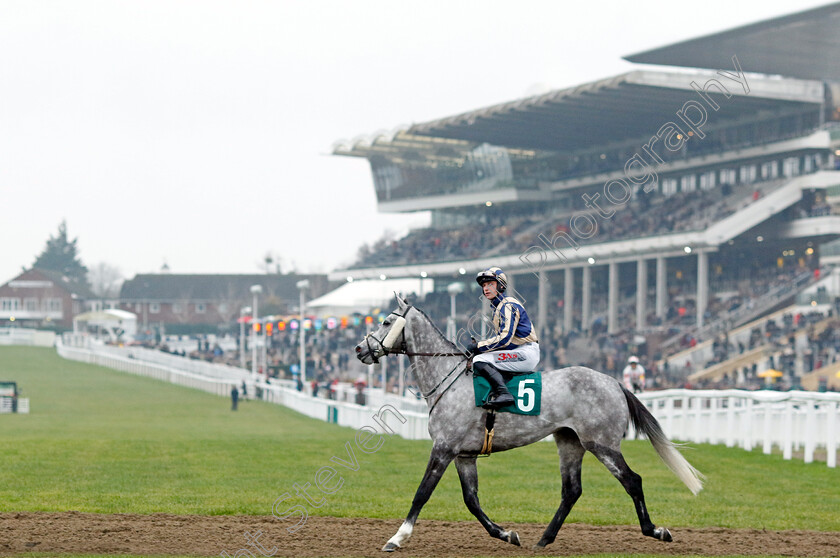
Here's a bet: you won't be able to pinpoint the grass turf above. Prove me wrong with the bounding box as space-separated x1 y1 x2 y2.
13 555 818 558
1 346 838 531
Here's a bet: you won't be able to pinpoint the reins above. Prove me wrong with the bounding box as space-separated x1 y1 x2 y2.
406 350 466 357
361 305 469 413
425 359 468 415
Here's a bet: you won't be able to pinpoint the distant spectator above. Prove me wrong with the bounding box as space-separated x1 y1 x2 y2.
230 385 239 411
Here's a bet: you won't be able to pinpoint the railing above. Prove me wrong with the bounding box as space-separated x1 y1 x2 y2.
636 389 839 467
93 343 252 382
53 342 838 467
259 385 430 440
61 333 252 382
54 340 430 438
56 341 234 398
0 328 56 347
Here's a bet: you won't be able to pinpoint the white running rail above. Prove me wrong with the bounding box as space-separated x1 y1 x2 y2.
55 342 838 466
54 340 430 439
636 389 839 467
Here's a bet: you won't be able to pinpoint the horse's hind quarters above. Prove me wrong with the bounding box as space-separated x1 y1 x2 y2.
382 542 400 552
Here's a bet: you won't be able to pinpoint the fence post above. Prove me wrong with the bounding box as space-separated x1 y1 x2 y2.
783 400 794 461
726 396 736 447
763 399 773 455
693 396 703 443
743 396 753 451
827 401 837 469
804 400 816 464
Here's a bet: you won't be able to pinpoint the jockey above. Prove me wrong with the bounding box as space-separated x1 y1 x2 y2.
623 356 646 393
466 267 540 409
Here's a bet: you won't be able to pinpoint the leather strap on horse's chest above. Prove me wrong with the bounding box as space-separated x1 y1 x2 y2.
480 410 497 456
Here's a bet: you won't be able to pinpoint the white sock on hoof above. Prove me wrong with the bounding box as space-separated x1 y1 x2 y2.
389 522 413 547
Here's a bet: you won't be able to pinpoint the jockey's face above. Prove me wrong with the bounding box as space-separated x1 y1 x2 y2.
482 280 499 300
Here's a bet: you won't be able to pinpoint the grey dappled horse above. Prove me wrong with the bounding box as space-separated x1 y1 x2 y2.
355 296 703 551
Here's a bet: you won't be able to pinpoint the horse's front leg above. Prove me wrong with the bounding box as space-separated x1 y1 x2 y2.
454 456 520 546
382 443 455 552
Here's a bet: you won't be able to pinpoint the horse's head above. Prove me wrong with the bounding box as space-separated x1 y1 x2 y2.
355 295 410 365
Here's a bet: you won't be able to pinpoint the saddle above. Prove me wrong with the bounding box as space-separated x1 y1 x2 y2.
472 371 542 416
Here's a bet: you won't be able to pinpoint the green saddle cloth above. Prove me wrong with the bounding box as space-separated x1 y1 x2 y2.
473 372 541 415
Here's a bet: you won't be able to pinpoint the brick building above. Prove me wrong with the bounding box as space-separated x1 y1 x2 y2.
0 268 95 328
118 273 331 332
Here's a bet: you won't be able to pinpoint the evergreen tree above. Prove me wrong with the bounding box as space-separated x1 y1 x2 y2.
32 221 89 287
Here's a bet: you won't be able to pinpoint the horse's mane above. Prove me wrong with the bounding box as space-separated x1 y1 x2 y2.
410 305 459 351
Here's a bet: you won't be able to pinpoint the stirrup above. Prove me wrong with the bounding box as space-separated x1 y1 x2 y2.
484 392 514 409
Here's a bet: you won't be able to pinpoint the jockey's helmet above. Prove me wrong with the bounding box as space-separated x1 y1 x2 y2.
476 267 507 293
628 356 640 364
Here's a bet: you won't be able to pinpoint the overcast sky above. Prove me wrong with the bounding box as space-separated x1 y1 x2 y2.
1 0 832 285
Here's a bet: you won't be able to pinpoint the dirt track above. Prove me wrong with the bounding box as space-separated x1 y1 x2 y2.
1 513 839 557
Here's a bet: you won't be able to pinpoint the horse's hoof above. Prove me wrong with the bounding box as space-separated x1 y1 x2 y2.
382 542 400 552
533 541 547 550
654 527 673 542
508 531 521 546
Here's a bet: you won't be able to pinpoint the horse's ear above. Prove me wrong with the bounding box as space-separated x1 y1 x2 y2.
395 292 408 312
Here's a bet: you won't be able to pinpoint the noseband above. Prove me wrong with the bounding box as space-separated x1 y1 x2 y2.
360 305 466 363
359 305 469 414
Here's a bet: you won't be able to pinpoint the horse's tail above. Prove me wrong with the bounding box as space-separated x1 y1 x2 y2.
622 386 704 495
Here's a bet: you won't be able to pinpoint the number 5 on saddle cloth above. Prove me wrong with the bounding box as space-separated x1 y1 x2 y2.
473 372 541 415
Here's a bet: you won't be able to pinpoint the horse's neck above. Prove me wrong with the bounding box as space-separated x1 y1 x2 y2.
410 354 464 397
406 314 463 397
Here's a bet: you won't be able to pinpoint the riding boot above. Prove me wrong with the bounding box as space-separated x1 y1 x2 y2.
474 362 515 409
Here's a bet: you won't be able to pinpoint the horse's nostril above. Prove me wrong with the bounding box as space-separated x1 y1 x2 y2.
355 346 361 353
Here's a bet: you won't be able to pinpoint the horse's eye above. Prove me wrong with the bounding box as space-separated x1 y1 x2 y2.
383 320 391 326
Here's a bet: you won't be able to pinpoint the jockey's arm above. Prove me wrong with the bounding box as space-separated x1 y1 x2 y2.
477 302 520 353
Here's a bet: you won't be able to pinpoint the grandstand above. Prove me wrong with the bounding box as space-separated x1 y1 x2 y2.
331 4 840 383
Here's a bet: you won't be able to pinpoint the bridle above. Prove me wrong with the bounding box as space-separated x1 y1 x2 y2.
358 305 469 413
359 305 466 363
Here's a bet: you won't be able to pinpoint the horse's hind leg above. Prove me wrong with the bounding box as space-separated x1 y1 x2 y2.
583 441 672 542
382 443 455 552
534 429 585 549
454 456 520 546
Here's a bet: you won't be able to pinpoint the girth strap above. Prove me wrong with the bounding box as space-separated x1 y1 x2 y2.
480 410 497 456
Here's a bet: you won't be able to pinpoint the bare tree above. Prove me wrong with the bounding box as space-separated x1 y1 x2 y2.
213 280 243 323
88 262 124 299
258 251 284 274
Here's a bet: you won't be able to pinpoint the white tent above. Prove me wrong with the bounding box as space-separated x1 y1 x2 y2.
307 279 433 317
73 309 138 342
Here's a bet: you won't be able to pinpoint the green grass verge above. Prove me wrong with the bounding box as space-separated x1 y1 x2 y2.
1 347 838 531
13 556 814 558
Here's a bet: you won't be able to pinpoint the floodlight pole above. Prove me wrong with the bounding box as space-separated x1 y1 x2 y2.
297 280 310 388
250 285 262 381
239 306 251 369
447 282 465 341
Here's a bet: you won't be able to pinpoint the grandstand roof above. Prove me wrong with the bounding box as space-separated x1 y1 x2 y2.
379 71 822 153
624 2 840 82
333 131 483 165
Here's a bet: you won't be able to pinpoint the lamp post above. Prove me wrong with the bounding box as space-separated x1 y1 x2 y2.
447 282 465 341
250 285 262 380
239 306 251 369
296 279 310 387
